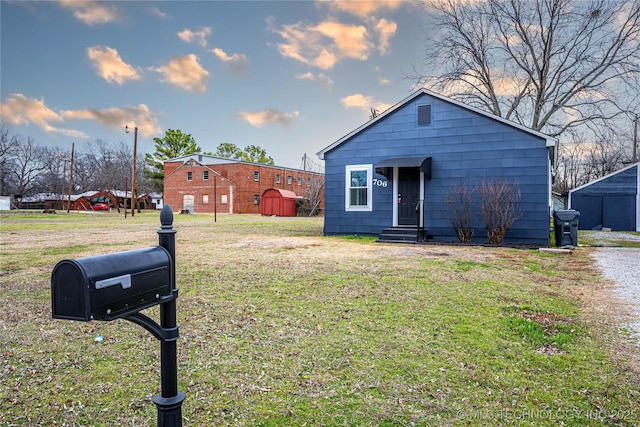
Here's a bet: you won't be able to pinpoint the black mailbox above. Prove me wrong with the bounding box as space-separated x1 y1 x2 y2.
52 246 172 321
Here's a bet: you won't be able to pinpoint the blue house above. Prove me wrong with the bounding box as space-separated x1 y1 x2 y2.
568 162 639 231
317 89 557 245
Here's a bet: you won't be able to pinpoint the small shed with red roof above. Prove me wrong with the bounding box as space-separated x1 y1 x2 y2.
261 188 297 217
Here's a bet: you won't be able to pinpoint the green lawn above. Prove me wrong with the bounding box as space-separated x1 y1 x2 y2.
1 211 638 426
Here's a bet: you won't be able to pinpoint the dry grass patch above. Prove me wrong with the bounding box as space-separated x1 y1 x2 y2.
375 244 494 263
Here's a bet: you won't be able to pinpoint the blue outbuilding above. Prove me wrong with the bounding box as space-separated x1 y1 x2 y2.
568 162 640 231
317 89 557 245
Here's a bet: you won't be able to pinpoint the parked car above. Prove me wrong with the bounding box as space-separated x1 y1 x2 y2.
91 203 109 211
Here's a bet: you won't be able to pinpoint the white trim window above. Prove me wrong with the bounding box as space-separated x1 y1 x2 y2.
345 164 373 211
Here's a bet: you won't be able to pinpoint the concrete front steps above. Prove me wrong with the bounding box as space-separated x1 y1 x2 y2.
377 227 426 244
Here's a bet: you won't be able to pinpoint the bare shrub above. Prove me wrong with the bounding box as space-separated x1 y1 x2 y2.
445 182 475 242
478 180 523 244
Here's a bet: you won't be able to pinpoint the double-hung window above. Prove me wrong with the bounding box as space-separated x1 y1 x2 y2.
345 164 372 211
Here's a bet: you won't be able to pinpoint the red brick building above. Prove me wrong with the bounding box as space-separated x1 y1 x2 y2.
164 154 324 214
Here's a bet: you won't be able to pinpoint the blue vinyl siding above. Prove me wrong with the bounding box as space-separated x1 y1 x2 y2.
570 165 639 231
322 92 553 245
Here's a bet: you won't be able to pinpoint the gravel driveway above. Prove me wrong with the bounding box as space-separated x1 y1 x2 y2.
589 233 640 339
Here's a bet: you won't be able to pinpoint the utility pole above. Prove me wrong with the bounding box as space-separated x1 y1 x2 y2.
126 126 138 217
62 160 68 210
67 143 74 214
633 114 638 163
124 177 128 219
214 175 217 223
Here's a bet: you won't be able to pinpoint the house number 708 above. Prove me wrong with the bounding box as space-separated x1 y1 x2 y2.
372 179 388 187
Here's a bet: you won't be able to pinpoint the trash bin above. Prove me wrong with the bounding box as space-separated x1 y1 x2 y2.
554 210 580 247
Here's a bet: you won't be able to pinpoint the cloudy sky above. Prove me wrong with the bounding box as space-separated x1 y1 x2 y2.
1 0 432 168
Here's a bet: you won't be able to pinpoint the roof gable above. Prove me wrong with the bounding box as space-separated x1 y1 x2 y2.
164 158 235 185
568 162 640 194
317 88 557 159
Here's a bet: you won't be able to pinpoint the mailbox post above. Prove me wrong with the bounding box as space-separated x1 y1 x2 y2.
51 205 185 427
152 204 185 425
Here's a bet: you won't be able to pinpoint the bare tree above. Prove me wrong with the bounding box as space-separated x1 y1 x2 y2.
80 139 144 194
69 154 93 194
416 0 640 137
297 156 325 216
10 135 46 197
582 136 628 182
554 136 587 193
0 129 154 203
554 128 630 192
0 124 15 160
135 154 155 196
0 124 18 196
40 146 71 200
83 139 117 190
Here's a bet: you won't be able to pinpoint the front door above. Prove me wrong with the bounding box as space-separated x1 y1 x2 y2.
398 168 420 225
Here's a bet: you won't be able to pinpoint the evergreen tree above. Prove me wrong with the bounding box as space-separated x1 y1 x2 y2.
144 129 203 191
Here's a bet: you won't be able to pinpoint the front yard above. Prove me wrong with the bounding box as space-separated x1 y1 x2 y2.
0 211 638 426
